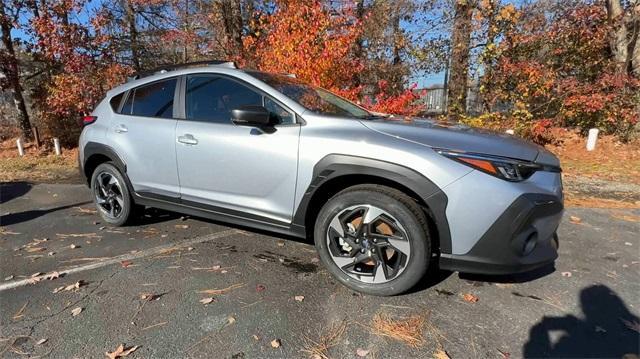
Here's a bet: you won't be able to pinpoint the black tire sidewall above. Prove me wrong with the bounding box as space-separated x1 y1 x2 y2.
90 163 133 227
314 188 430 296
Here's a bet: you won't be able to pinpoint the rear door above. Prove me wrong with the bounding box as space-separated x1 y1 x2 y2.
109 77 180 198
175 74 300 224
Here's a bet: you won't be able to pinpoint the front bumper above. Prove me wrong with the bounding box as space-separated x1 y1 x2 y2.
439 193 563 275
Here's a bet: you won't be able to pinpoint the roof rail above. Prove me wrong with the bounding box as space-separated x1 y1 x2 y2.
128 60 236 82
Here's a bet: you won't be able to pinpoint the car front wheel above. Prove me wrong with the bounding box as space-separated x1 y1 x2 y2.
314 185 431 296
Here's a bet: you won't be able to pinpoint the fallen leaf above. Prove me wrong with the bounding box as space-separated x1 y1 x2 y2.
120 260 133 268
45 271 60 280
561 271 572 277
227 316 236 325
36 338 48 345
569 216 582 224
433 349 450 359
140 293 159 301
356 348 370 357
106 344 139 359
71 307 82 316
276 240 285 247
462 293 479 303
252 335 260 341
199 297 215 305
294 295 305 302
256 284 266 292
270 339 281 348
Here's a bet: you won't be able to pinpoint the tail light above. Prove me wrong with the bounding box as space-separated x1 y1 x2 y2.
83 116 97 126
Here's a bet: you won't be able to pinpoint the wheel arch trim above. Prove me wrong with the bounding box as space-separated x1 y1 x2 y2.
292 154 453 253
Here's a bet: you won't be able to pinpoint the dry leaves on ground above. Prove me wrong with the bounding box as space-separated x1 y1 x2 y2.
270 339 281 348
371 312 426 348
356 348 370 357
301 320 348 359
569 216 582 224
106 344 139 359
53 280 86 293
199 297 215 305
71 307 82 316
294 295 305 302
36 338 48 345
197 283 244 295
462 293 479 303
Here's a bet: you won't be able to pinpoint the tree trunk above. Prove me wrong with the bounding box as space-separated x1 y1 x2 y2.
448 0 473 119
221 0 244 58
630 3 639 77
606 0 629 74
0 5 32 139
123 0 142 72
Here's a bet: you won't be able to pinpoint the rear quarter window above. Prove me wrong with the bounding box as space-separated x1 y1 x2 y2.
109 92 124 112
121 78 177 118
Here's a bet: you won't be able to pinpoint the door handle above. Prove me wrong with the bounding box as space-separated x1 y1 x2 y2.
177 134 198 145
114 124 128 133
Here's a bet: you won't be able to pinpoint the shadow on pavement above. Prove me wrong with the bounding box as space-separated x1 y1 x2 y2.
523 284 640 358
0 201 91 226
0 181 32 204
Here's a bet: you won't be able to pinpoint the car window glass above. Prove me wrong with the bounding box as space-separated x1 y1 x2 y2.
123 78 176 118
110 92 124 112
264 97 294 125
186 75 262 123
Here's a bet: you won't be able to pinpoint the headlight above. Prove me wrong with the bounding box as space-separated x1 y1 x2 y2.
435 149 560 182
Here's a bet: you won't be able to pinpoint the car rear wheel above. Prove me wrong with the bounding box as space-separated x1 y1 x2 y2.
314 185 431 296
91 163 135 226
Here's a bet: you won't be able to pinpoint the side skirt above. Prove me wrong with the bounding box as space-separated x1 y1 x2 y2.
132 192 307 239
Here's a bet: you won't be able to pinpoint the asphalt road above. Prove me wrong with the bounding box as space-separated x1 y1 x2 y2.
1 182 639 358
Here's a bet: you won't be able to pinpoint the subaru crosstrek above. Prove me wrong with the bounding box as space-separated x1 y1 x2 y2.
79 60 564 296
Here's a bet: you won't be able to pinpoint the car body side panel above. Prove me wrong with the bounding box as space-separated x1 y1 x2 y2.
105 113 180 198
293 113 473 219
442 169 563 254
175 121 301 223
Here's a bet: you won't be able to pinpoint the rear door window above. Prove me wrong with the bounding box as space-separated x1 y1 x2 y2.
122 78 177 118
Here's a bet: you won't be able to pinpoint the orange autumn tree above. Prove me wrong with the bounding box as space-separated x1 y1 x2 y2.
241 0 424 116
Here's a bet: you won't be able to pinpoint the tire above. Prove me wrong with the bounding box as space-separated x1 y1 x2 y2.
90 162 135 226
314 184 431 296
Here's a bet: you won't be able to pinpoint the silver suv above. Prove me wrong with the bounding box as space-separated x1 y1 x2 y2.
79 61 564 296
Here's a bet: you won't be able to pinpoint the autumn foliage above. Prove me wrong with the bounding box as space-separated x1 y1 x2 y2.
242 0 424 115
480 3 639 142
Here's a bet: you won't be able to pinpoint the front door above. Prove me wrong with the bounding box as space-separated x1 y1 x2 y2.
175 74 300 224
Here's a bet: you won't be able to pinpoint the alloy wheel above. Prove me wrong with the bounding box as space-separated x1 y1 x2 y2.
326 204 411 284
93 171 125 219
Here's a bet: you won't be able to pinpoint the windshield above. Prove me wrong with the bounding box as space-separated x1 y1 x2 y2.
248 71 374 119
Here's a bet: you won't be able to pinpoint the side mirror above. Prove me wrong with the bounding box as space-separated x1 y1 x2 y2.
231 105 274 127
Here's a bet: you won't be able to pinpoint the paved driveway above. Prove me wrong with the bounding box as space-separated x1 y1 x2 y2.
1 182 638 358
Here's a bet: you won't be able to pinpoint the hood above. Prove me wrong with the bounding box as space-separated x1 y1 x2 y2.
361 117 560 167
